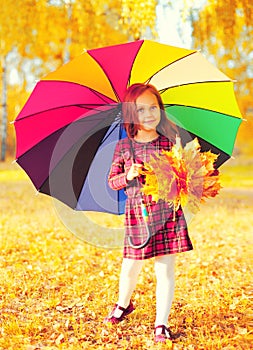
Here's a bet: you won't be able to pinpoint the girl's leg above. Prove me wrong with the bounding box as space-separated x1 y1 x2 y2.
154 254 176 332
113 258 144 318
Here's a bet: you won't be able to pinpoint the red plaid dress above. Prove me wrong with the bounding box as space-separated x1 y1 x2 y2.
108 134 193 260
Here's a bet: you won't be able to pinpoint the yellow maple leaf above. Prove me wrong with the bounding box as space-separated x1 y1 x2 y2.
141 136 222 212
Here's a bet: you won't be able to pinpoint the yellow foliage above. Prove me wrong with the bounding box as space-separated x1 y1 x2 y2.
0 162 252 349
120 0 157 40
192 0 253 49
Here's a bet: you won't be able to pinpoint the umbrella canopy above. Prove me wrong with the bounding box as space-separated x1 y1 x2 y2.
14 40 242 215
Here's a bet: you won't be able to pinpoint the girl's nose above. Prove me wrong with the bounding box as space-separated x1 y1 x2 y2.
145 108 151 117
145 106 154 116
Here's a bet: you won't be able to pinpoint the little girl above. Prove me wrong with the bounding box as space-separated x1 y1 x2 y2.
105 83 193 343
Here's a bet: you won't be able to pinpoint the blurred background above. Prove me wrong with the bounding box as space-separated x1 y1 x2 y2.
1 0 252 162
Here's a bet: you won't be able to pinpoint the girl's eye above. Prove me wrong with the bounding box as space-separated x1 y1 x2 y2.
151 106 158 111
137 107 144 114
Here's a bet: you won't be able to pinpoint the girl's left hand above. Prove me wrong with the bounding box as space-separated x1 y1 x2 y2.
126 163 143 181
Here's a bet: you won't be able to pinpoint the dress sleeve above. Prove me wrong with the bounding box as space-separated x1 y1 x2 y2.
108 141 128 190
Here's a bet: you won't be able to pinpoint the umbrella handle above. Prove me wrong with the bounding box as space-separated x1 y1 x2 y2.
127 215 152 249
128 140 152 249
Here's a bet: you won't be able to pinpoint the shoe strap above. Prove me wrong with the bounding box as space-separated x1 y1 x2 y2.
116 304 128 312
155 325 170 336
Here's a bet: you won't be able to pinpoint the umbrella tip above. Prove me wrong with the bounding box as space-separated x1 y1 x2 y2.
10 120 15 124
12 159 17 164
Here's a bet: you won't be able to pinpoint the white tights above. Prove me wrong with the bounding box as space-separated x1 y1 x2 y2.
114 254 176 327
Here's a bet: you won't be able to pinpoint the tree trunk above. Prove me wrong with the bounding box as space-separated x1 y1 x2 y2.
63 2 72 64
1 54 7 162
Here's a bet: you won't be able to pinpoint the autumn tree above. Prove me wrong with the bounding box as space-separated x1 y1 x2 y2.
0 0 37 160
189 0 253 154
120 0 157 40
0 0 66 160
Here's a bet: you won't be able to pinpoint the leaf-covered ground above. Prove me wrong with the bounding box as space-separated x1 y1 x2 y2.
0 160 252 349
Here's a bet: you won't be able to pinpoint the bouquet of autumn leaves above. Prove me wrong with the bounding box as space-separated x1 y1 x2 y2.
141 136 222 214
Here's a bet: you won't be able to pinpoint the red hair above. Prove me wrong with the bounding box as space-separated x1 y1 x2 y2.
122 83 177 141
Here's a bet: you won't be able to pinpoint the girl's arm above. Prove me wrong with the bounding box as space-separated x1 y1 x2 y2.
108 141 128 190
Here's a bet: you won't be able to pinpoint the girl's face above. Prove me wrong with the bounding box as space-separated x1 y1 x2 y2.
135 90 161 132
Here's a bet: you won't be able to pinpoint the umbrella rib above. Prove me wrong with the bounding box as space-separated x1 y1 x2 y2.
127 40 145 86
118 187 121 215
15 103 118 122
164 104 241 120
145 51 197 84
44 80 117 104
88 84 117 103
159 79 232 94
99 119 121 146
87 53 121 102
15 80 117 122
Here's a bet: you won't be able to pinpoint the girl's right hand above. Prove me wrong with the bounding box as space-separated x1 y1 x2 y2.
126 163 143 181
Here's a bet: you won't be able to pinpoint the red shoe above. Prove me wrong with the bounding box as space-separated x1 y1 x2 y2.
104 301 134 324
154 325 171 343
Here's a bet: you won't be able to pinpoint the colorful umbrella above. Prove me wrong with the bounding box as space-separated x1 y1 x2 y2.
14 40 242 215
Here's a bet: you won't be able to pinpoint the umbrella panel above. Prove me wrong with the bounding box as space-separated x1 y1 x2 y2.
40 123 112 209
165 105 242 158
76 121 127 214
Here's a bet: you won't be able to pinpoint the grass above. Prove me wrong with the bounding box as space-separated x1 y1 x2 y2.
0 159 252 349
